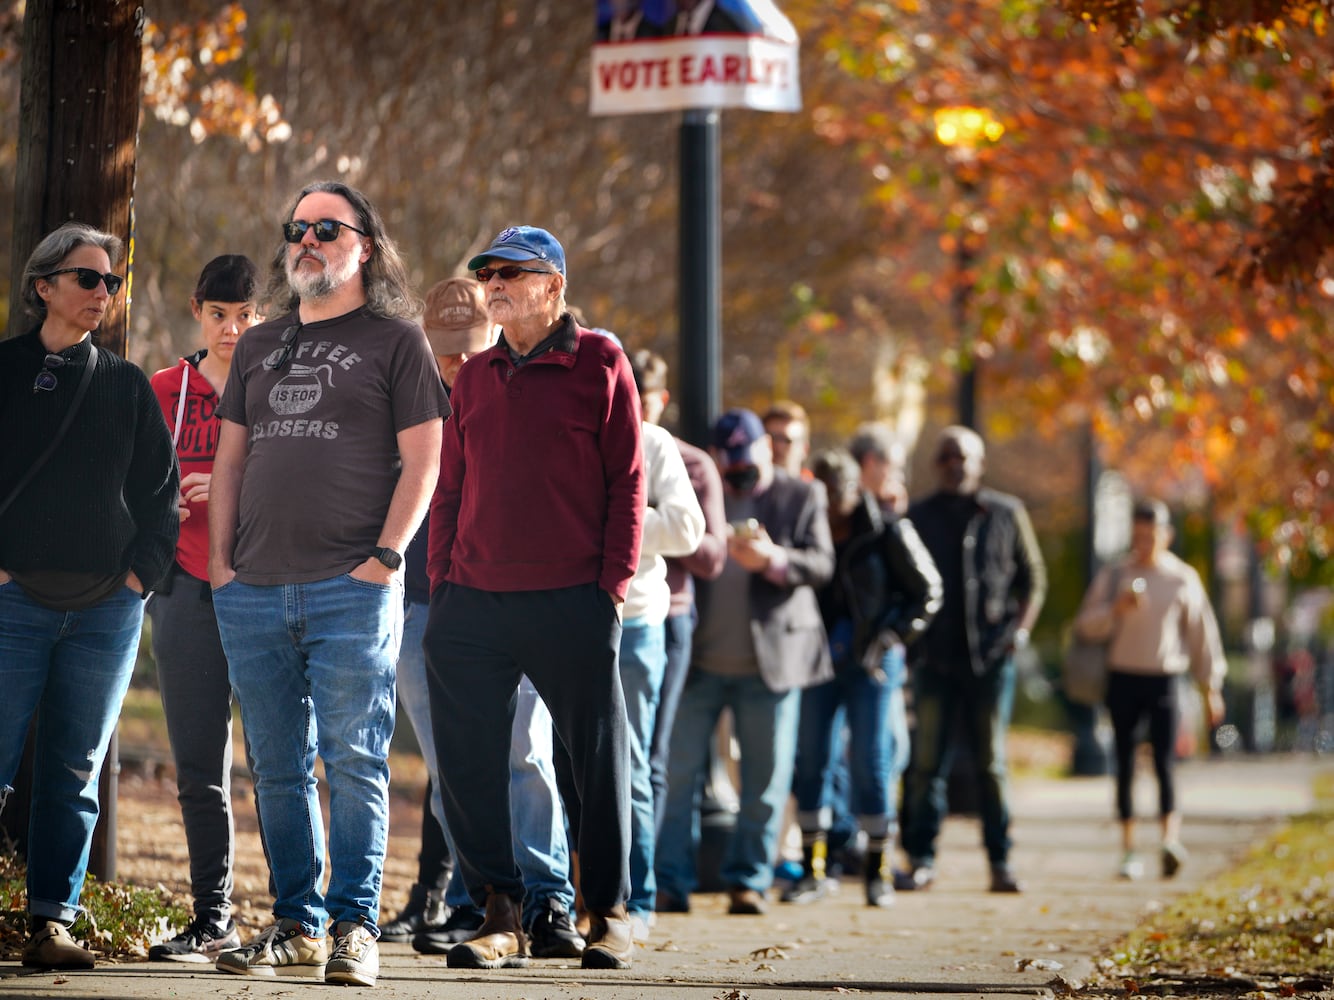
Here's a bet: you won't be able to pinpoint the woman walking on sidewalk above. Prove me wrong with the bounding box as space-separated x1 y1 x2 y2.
1073 498 1226 881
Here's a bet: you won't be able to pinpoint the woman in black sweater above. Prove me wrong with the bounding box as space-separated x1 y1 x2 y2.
0 222 179 970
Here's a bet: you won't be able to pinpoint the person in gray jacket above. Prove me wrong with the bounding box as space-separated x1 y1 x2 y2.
901 425 1046 894
655 408 834 917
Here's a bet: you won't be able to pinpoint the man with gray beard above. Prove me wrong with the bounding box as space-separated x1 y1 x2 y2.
208 180 449 986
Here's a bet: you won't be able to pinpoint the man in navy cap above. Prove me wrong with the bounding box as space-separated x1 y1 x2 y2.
654 408 834 916
423 226 645 970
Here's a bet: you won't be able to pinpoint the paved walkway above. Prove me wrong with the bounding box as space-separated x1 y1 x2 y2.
2 754 1327 999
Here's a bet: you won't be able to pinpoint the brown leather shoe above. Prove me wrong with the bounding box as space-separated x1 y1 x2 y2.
23 919 95 969
581 904 634 969
727 887 767 915
446 891 530 969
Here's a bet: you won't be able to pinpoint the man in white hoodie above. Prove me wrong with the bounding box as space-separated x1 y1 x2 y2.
611 348 706 939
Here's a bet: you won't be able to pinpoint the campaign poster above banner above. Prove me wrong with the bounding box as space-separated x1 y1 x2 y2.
591 0 801 116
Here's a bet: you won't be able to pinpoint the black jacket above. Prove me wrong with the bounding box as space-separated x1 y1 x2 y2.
908 487 1046 677
825 492 943 662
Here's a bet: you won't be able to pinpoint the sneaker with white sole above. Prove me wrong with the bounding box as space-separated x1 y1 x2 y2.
150 915 241 963
325 921 379 987
1118 851 1145 881
215 918 328 978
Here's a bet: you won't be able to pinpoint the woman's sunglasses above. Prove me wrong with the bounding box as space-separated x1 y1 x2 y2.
41 267 123 295
282 219 368 243
33 353 66 393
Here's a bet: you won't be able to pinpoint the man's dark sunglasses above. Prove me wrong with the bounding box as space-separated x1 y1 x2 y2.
282 218 367 243
32 353 66 393
475 264 551 283
41 267 123 295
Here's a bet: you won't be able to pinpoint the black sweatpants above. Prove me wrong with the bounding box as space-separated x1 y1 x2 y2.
423 581 630 911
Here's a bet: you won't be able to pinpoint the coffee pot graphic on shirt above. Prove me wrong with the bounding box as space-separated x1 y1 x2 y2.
269 362 335 415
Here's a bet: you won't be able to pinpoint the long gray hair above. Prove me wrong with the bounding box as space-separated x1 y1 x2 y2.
265 180 421 320
20 222 124 320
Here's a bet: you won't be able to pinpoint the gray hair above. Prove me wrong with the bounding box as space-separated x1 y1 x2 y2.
265 179 421 320
20 222 124 320
849 422 904 467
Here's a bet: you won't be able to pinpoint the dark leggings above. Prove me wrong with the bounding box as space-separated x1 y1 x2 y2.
1105 671 1179 821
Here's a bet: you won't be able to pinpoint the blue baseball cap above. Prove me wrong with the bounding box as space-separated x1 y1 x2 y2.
712 408 766 465
467 225 566 275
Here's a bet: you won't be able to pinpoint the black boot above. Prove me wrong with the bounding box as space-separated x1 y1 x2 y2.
864 834 896 908
380 882 448 941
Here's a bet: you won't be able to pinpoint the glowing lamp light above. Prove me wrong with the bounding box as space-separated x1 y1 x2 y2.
934 106 1005 148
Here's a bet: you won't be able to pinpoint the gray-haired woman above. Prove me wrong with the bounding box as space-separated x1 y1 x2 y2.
0 222 180 969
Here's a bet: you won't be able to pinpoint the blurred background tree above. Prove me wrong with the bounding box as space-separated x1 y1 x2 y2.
0 0 1329 598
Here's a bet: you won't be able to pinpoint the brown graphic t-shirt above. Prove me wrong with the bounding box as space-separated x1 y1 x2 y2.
217 307 449 584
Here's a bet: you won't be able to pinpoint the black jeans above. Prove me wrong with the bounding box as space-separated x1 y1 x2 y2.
424 581 630 911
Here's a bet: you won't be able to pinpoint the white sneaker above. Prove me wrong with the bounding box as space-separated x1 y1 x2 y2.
325 921 379 987
215 918 328 978
1118 852 1144 881
629 913 652 943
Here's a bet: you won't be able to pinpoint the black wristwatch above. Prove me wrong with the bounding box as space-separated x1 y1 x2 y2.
372 546 403 570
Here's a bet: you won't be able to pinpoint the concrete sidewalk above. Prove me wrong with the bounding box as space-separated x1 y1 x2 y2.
2 754 1327 999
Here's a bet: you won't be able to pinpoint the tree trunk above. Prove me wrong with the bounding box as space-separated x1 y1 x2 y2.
7 0 143 355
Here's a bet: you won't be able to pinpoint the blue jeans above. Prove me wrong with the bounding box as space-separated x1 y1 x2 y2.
651 611 694 836
793 647 909 839
619 617 666 917
656 672 800 897
0 581 144 923
902 657 1016 866
213 575 401 937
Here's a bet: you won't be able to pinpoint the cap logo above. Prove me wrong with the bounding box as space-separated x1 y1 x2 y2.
496 226 520 242
437 304 476 324
726 426 751 448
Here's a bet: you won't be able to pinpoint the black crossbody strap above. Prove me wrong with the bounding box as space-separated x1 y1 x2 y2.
0 343 98 519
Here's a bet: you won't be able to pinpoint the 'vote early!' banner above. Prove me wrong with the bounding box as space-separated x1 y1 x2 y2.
591 0 801 116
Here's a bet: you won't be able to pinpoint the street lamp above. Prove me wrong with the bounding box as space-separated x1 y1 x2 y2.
933 106 1003 430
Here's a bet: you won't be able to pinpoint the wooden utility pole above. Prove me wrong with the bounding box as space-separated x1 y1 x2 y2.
7 0 143 352
2 0 144 882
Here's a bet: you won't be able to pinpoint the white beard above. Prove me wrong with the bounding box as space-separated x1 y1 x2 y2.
286 246 361 302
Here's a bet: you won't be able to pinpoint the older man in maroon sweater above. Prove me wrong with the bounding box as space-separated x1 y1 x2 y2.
423 226 645 972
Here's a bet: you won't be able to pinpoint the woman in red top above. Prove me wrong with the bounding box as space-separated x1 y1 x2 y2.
145 255 261 963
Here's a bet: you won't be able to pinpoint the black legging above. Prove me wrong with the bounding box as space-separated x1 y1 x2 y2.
1105 671 1179 821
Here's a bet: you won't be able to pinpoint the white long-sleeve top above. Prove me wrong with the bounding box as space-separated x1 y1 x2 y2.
621 422 706 624
1073 550 1226 692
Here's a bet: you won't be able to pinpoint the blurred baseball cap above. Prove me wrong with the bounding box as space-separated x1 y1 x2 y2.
1132 497 1171 526
466 225 566 276
712 408 766 465
422 277 493 355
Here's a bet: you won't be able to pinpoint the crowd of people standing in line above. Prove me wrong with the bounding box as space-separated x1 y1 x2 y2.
0 182 1228 985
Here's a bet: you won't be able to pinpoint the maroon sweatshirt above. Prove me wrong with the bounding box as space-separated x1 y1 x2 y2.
427 316 645 600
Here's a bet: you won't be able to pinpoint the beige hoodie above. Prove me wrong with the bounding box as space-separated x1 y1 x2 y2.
1073 550 1226 692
